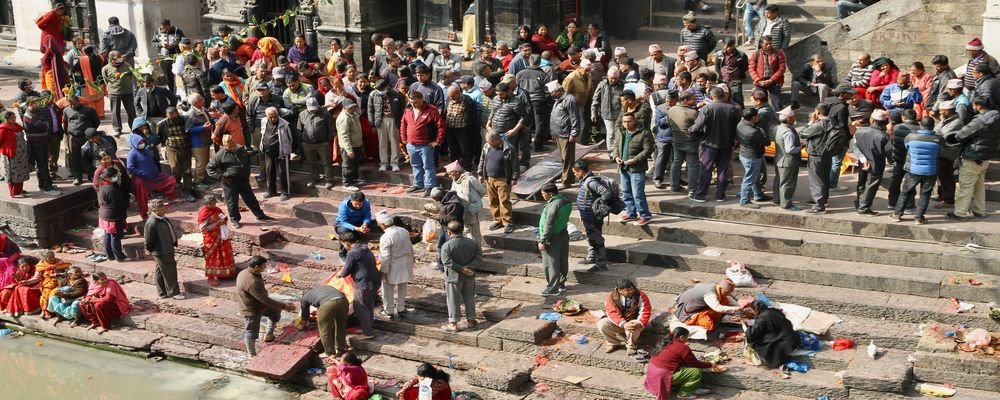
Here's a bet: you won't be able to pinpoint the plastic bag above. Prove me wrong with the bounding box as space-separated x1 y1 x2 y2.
798 332 822 352
726 260 757 287
742 340 763 366
967 328 991 348
832 338 856 351
567 223 585 241
422 219 440 243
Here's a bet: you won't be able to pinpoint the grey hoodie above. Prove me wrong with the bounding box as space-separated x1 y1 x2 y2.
101 24 138 58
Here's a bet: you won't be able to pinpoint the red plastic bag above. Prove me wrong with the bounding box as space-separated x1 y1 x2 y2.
832 338 856 351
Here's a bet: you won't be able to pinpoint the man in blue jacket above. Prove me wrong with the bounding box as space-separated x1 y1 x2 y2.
335 191 372 258
889 117 941 224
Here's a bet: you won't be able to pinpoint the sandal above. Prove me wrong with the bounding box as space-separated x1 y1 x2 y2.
440 324 459 332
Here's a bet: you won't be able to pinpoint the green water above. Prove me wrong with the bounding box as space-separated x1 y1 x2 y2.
0 335 298 400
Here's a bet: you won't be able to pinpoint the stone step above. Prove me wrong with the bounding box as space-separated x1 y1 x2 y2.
362 353 530 400
485 228 1000 304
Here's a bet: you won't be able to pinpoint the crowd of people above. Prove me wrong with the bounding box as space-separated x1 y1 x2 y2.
1 2 999 399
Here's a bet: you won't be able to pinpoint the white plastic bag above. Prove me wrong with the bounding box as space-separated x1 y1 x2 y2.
967 328 991 348
220 224 232 241
726 260 757 287
422 219 441 244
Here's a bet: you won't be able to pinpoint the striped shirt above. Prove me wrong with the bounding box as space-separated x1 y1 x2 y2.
965 54 987 90
844 63 874 88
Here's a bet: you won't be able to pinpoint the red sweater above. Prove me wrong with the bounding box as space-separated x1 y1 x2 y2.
748 48 787 87
604 290 652 326
649 341 713 370
399 104 446 146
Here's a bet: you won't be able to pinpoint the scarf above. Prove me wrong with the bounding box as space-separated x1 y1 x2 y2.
197 205 222 227
222 76 246 109
612 290 641 322
257 37 284 67
317 77 331 96
87 278 131 315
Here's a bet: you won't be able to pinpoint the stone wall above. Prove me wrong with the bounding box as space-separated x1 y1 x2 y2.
0 188 96 248
787 0 985 80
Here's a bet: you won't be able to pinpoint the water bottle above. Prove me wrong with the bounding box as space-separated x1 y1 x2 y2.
0 329 12 338
786 361 809 373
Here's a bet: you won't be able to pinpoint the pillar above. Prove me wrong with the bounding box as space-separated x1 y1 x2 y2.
984 0 1000 56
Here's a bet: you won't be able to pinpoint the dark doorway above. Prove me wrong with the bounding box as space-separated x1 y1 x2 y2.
258 0 297 47
64 0 99 46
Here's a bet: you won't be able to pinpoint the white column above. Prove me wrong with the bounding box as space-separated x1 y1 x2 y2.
10 1 52 65
984 0 1000 56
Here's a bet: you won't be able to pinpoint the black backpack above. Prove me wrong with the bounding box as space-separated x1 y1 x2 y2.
586 176 626 220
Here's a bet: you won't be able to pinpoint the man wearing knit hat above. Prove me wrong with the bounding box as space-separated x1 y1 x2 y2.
964 37 1000 91
548 80 581 188
851 109 891 215
592 65 625 152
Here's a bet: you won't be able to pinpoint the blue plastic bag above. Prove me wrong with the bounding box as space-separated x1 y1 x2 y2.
755 293 772 308
538 312 561 321
798 332 822 351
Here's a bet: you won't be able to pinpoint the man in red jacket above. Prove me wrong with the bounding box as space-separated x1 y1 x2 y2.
598 279 652 361
748 36 786 110
399 90 446 197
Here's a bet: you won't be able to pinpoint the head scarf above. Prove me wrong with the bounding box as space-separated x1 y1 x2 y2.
257 37 285 68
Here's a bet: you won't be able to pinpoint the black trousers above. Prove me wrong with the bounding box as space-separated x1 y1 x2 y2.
672 140 699 191
159 59 176 95
108 94 136 134
28 141 52 189
222 178 265 223
855 164 884 211
67 135 87 179
887 160 915 210
532 101 552 148
807 155 832 208
936 157 956 203
447 127 474 171
263 151 289 195
340 147 361 186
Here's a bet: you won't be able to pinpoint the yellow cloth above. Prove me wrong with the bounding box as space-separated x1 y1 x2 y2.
323 274 355 304
462 14 477 55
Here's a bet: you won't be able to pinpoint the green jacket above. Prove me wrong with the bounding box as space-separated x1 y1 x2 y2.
102 62 136 95
538 194 573 245
611 127 655 172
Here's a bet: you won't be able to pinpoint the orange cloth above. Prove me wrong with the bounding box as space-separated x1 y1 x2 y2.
682 286 731 332
35 259 70 311
323 274 355 304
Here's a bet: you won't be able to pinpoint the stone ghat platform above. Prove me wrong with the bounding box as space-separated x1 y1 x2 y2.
0 180 95 248
2 157 999 399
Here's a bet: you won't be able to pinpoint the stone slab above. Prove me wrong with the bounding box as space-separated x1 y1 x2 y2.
531 361 653 399
246 343 313 381
842 349 913 393
489 316 558 345
463 352 536 392
912 367 1000 392
914 350 1000 376
702 363 849 398
144 313 246 350
150 336 211 360
15 314 163 350
362 354 525 400
199 345 251 371
348 331 493 371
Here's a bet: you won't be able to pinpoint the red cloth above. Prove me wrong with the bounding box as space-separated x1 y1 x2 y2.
399 379 452 400
0 263 40 314
531 34 559 54
133 174 178 219
867 66 899 102
645 340 712 398
643 362 674 400
359 115 379 160
80 278 130 329
327 364 370 400
748 49 787 86
7 182 24 197
36 9 69 99
197 205 236 280
0 122 24 158
399 104 446 145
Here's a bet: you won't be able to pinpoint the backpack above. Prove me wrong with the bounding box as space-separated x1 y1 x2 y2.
586 175 626 219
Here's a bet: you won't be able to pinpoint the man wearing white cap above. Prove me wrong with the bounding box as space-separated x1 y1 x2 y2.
940 79 972 124
446 160 486 244
935 101 963 206
592 66 625 151
851 109 891 215
773 106 801 210
336 98 363 191
610 47 628 71
641 44 676 81
563 59 593 143
548 81 581 188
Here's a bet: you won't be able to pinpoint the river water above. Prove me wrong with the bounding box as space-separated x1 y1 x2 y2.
0 335 298 400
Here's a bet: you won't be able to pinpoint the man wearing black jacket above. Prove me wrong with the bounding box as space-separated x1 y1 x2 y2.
887 109 920 213
851 110 891 215
135 74 175 126
689 87 741 202
206 134 274 229
736 108 770 208
800 103 837 213
517 55 553 150
824 84 854 192
63 95 101 185
22 99 59 193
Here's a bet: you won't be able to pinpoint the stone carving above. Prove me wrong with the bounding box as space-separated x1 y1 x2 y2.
299 0 315 13
312 15 322 29
206 0 218 13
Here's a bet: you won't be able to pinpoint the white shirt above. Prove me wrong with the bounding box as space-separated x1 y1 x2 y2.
763 18 778 38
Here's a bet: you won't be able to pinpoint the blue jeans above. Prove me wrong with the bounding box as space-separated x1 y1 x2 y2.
739 155 765 204
620 170 651 219
830 151 845 187
406 143 436 189
744 5 763 39
836 0 868 18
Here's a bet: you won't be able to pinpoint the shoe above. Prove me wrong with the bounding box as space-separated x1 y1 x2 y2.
116 257 131 263
306 181 316 188
754 195 773 202
558 285 567 293
172 294 186 300
580 258 595 265
740 203 760 209
488 222 503 231
902 208 915 215
831 186 849 192
807 200 817 205
406 186 423 193
263 333 276 342
689 195 706 203
86 253 98 260
113 131 123 137
92 255 108 262
279 194 289 201
888 214 902 222
620 215 637 223
653 181 665 189
72 178 82 186
263 192 277 199
503 225 514 234
324 182 335 190
344 185 360 192
973 212 988 218
915 218 927 225
791 101 802 110
397 310 408 319
587 265 609 272
541 289 558 297
716 197 727 202
945 212 966 220
378 166 387 172
231 221 242 229
857 209 879 216
744 38 755 47
194 183 211 191
258 215 276 221
806 208 826 214
700 4 711 11
670 186 686 193
636 217 652 226
423 189 432 197
784 205 802 211
184 193 197 202
378 309 395 319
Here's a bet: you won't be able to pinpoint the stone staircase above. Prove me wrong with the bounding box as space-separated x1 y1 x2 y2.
636 0 840 48
6 151 999 399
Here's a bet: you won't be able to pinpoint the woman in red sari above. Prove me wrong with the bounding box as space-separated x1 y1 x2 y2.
1 257 41 316
866 57 899 102
328 352 371 400
198 195 236 286
397 363 452 400
0 233 22 289
79 271 130 333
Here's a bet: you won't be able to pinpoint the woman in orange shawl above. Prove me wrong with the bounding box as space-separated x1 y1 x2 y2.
76 45 106 118
0 257 42 316
251 37 284 72
197 195 236 286
36 249 71 319
36 4 70 101
79 271 131 333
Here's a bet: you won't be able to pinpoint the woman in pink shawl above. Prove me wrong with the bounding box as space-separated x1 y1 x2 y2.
79 271 131 333
0 233 22 289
